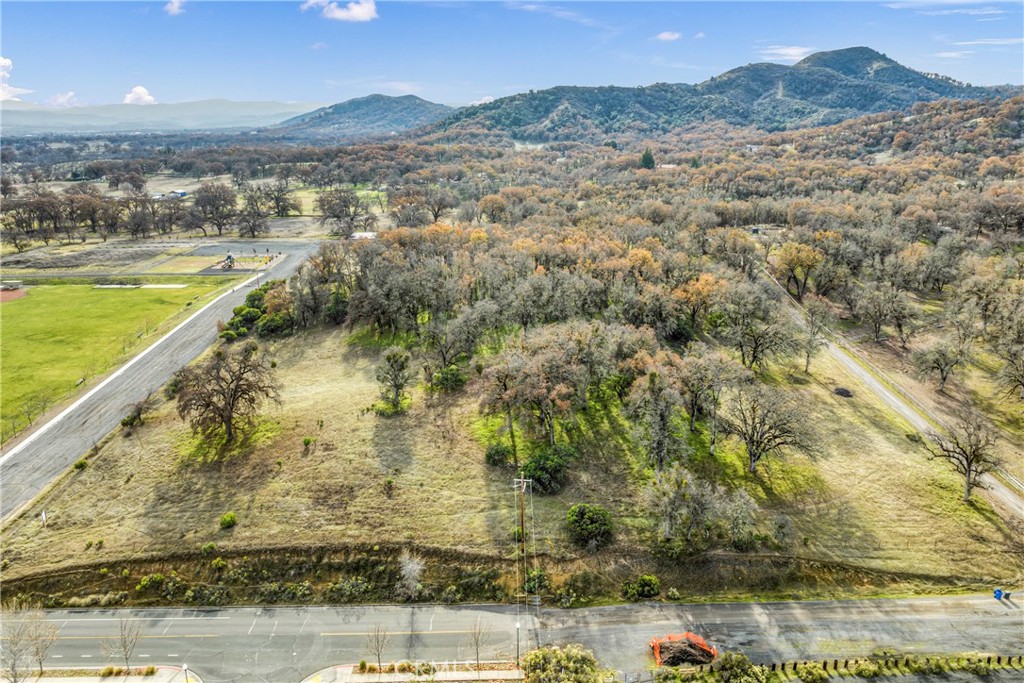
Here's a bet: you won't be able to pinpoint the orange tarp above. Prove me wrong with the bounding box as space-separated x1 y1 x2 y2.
649 632 718 666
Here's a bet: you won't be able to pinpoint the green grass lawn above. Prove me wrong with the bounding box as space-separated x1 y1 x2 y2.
0 281 225 442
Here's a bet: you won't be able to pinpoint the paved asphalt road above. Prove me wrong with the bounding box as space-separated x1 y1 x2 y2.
765 266 1024 521
21 596 1023 682
825 337 1024 520
0 239 320 522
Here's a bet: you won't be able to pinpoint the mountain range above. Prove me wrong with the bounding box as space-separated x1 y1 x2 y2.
428 47 1007 142
2 48 1018 140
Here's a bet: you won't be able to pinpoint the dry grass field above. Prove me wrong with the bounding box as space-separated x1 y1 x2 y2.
2 326 1020 602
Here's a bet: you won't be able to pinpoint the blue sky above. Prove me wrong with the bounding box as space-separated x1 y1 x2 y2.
1 1 1021 107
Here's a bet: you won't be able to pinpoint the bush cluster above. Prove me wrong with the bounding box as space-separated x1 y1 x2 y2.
485 443 514 467
621 574 660 601
329 576 372 602
565 503 613 550
521 444 575 494
430 364 467 391
221 281 294 341
524 568 550 595
796 662 828 683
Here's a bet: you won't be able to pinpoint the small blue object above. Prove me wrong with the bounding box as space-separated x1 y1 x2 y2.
994 589 1004 600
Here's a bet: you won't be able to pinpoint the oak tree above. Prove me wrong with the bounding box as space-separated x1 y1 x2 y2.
175 341 280 444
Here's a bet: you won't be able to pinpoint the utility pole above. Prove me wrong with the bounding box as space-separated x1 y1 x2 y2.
513 477 531 656
514 478 529 567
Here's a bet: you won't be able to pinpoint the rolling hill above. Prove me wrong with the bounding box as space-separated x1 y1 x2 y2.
267 94 455 140
424 47 1009 143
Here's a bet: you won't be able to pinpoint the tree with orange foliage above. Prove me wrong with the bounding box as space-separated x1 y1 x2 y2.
771 241 824 302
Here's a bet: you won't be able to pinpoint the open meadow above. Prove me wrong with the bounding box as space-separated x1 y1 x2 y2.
2 326 1019 607
0 279 228 442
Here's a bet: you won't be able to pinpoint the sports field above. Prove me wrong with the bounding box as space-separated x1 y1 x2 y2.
0 281 224 443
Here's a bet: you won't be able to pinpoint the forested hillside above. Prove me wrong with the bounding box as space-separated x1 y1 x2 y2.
425 47 1010 143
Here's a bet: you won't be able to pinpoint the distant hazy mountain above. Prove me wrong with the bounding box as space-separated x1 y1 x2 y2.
428 47 1011 142
0 99 326 134
269 94 455 139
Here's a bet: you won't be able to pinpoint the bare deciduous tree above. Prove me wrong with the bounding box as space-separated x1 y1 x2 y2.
101 616 141 671
27 610 57 676
927 410 999 501
679 344 746 455
466 617 493 679
800 295 834 372
398 549 424 600
364 624 391 674
645 462 690 540
1 599 32 683
914 340 968 392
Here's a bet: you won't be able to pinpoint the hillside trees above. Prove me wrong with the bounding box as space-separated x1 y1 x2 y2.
678 344 746 454
625 353 687 471
317 188 376 237
716 281 797 370
800 295 834 372
771 241 824 301
266 180 301 217
237 184 274 238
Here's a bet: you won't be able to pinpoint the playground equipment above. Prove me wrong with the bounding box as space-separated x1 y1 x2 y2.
650 632 718 667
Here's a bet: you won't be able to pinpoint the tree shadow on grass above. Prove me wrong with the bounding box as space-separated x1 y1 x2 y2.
371 402 415 474
177 419 281 465
138 422 280 546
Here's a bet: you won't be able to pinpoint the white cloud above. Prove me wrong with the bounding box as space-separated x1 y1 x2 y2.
953 37 1023 45
507 2 615 31
885 1 1002 8
470 95 495 106
301 0 378 22
655 31 681 42
0 56 33 101
934 50 974 58
311 41 329 50
164 0 185 15
919 7 1006 15
47 91 80 107
758 45 816 62
694 32 706 39
123 85 157 105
